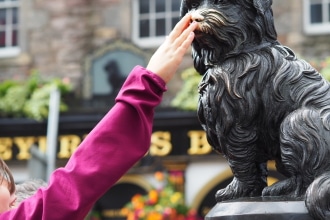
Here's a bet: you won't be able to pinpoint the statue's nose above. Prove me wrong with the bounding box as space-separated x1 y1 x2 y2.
190 12 204 23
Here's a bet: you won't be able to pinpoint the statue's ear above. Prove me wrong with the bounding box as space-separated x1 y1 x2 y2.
252 0 272 14
180 0 188 18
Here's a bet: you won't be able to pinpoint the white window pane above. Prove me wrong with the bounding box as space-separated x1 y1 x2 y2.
0 8 6 25
310 3 323 23
156 0 165 13
303 0 330 35
12 7 17 24
133 0 181 47
0 31 5 47
328 3 330 22
171 0 180 12
139 19 150 38
12 28 17 46
0 0 19 55
172 17 180 29
139 0 149 14
156 18 165 36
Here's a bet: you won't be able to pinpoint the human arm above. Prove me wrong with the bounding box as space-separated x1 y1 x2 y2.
2 66 166 219
0 13 196 220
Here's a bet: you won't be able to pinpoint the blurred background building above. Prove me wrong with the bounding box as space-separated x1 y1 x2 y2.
0 0 329 219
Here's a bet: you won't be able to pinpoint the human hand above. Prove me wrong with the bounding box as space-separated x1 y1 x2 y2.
147 14 197 83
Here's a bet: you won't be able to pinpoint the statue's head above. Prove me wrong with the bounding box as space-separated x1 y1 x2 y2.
180 0 278 73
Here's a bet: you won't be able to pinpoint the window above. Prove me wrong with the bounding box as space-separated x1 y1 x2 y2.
303 0 330 34
132 0 181 48
0 0 20 57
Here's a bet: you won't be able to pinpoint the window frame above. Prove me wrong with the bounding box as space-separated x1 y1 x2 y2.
0 0 20 58
132 0 181 48
303 0 330 35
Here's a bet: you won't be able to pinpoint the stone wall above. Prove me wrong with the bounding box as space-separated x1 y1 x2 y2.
19 0 121 89
272 0 330 59
0 0 329 98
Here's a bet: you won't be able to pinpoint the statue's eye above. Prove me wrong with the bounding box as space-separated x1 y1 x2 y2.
188 0 201 8
191 2 200 8
214 0 225 4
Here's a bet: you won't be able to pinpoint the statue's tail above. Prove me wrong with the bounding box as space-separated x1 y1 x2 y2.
305 172 330 220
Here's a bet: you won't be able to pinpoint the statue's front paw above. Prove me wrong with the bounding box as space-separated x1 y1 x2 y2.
215 178 264 202
262 176 303 197
215 186 237 202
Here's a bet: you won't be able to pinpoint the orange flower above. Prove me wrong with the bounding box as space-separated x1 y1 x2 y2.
131 194 142 202
146 212 163 220
148 189 158 205
131 194 144 210
126 212 135 220
154 171 165 181
120 207 129 216
124 171 199 220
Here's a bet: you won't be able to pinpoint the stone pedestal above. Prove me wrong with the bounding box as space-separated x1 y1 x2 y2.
205 197 314 220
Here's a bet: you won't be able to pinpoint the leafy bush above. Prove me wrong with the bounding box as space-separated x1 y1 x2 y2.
0 70 71 121
170 68 201 111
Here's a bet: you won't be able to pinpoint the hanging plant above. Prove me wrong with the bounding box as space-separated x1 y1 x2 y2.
170 68 201 111
0 70 72 121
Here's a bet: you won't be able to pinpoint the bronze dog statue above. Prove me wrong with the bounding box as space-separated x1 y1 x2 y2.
180 0 330 219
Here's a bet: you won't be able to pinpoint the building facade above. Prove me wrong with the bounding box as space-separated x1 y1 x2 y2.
1 0 330 219
2 0 330 97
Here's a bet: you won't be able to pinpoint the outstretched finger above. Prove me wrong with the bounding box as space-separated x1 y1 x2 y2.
176 31 195 57
173 21 197 48
168 13 192 41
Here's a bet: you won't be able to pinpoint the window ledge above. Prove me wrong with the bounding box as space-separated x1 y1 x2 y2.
0 47 21 59
132 36 166 48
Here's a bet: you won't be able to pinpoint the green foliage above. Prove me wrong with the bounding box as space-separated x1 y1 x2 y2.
170 68 201 111
0 85 29 117
0 70 72 121
0 80 18 97
319 57 330 81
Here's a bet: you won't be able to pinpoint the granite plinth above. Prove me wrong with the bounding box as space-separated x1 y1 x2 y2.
205 197 314 220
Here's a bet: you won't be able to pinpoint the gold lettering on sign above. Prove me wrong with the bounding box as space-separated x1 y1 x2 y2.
102 209 126 217
0 138 13 160
57 135 82 159
14 137 35 160
37 136 47 153
150 131 172 156
187 130 212 155
0 130 211 160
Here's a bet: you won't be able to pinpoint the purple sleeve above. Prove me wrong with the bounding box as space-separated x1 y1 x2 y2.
1 66 166 219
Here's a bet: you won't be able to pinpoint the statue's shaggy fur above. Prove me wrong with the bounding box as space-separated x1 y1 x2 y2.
180 0 330 219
